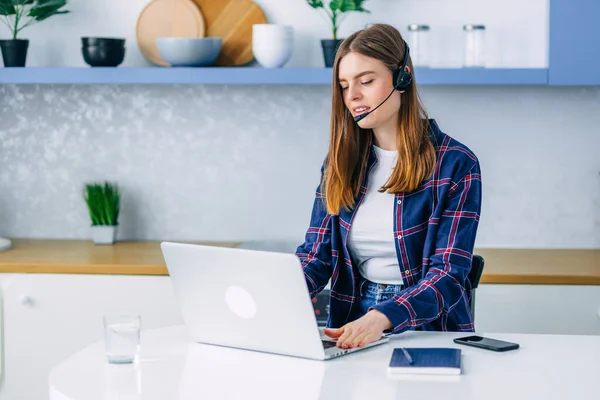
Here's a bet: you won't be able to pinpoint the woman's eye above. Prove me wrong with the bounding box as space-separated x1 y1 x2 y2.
361 79 374 85
341 86 348 91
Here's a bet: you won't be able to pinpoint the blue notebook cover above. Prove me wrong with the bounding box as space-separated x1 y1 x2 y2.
388 348 462 375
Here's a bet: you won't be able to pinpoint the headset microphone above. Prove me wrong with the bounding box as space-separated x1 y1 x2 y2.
353 88 395 123
352 41 412 124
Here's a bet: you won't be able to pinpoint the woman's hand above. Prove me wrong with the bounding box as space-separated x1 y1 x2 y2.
323 310 393 348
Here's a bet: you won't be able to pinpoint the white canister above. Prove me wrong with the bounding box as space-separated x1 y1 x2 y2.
252 24 294 68
407 24 430 68
463 24 486 68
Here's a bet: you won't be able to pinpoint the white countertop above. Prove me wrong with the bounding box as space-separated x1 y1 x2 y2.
49 325 600 400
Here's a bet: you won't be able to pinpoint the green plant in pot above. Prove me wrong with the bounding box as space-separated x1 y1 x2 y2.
83 181 121 245
0 0 70 67
305 0 370 67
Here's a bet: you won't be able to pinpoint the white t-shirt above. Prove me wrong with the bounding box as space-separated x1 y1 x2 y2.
347 145 403 285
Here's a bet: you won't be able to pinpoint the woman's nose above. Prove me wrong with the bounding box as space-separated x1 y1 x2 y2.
346 85 362 101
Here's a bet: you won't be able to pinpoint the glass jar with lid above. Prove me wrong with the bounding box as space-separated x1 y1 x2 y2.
463 24 486 68
407 24 431 68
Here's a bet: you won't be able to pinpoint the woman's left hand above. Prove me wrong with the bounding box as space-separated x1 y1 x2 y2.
323 310 393 348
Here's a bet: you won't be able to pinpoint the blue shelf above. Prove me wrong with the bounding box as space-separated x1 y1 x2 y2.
416 68 548 85
0 67 549 85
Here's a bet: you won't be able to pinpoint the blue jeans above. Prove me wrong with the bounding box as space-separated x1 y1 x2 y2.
349 276 404 322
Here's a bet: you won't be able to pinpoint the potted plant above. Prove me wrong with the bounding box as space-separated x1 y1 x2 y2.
83 181 121 245
0 0 69 67
305 0 370 67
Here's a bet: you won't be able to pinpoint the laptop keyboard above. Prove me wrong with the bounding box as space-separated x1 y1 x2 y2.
322 340 338 349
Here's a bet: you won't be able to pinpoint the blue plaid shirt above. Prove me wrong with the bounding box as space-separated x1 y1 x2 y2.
296 120 482 333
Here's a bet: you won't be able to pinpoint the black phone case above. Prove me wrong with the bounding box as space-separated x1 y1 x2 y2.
453 338 520 352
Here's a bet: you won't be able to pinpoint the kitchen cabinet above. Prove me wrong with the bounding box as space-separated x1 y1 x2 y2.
0 237 598 399
548 0 600 85
0 273 183 400
475 284 600 335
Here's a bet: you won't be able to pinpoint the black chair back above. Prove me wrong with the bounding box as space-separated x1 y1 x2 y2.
468 255 485 289
468 254 485 321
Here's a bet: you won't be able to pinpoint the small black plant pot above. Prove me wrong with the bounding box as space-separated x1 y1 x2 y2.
0 39 29 67
321 39 344 68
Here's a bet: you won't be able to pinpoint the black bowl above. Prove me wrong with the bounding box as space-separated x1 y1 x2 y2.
82 45 125 67
81 37 125 47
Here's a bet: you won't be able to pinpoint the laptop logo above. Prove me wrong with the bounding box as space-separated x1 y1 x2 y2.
225 285 257 319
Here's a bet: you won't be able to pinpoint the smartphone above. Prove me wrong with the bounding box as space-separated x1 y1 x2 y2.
453 335 519 352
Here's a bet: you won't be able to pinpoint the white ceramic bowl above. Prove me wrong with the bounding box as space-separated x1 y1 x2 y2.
252 24 294 68
156 37 222 67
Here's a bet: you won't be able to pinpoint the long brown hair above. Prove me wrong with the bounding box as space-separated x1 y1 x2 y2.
323 24 436 215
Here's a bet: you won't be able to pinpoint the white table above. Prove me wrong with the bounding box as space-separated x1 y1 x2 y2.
49 325 600 400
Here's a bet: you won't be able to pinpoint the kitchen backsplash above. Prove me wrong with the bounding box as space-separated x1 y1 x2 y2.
1 84 599 249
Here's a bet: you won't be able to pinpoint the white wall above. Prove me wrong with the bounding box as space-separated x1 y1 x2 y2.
0 0 548 68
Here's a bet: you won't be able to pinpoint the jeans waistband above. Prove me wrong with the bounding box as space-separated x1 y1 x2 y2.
358 277 403 296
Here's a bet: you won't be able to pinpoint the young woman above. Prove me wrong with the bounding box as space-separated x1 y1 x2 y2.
296 24 482 349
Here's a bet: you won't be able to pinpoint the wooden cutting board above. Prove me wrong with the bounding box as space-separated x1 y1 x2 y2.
191 0 268 66
136 0 206 66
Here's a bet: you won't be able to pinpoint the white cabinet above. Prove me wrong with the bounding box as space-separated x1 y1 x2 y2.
0 272 598 400
475 284 600 335
0 273 183 400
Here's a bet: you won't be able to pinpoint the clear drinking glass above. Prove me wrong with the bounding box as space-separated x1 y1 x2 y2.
103 314 141 364
407 24 431 67
463 24 486 67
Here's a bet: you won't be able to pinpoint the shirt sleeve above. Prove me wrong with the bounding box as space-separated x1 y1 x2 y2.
295 170 334 299
370 159 482 333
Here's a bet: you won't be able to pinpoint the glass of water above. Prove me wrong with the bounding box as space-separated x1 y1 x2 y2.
103 314 141 364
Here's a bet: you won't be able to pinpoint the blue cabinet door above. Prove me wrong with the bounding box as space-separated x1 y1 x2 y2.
549 0 600 85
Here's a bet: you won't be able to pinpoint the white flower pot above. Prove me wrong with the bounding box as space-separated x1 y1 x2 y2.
0 237 12 252
91 225 117 245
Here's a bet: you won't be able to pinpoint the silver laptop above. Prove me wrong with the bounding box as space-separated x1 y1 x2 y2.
160 242 389 360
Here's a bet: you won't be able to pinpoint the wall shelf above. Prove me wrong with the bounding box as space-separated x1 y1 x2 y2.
0 67 549 85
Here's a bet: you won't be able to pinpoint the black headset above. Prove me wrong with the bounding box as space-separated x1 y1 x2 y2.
392 40 412 91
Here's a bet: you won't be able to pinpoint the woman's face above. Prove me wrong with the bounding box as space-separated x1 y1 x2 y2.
338 51 401 129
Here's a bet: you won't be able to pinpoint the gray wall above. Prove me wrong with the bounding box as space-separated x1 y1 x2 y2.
1 84 599 249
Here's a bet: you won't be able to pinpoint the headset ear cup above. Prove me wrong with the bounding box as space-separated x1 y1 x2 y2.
393 67 412 91
401 72 412 91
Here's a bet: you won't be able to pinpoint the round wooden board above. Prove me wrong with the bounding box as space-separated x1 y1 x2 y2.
136 0 206 66
191 0 268 66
